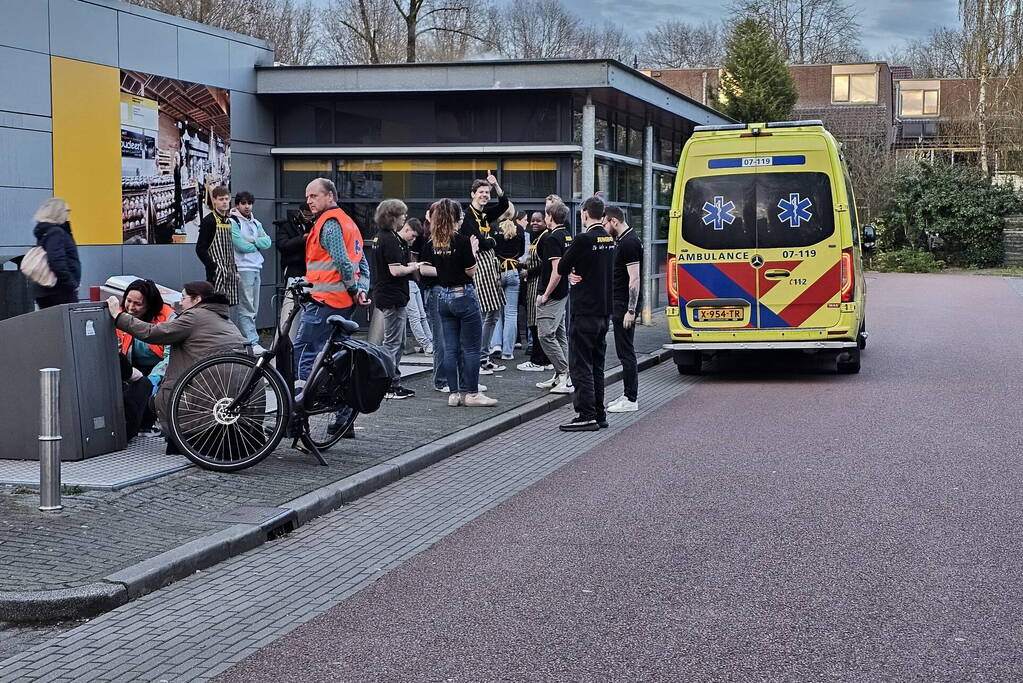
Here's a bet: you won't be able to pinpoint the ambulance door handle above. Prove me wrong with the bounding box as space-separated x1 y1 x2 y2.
764 269 790 279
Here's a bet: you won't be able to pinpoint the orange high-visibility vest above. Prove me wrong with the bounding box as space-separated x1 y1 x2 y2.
306 206 362 309
117 303 174 359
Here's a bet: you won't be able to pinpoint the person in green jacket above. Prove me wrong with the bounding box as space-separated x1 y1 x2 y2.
230 191 272 352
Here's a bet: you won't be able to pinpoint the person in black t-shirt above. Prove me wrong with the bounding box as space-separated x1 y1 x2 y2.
606 206 642 411
419 198 497 407
534 201 573 393
572 205 644 412
370 199 421 399
554 195 615 432
491 209 526 359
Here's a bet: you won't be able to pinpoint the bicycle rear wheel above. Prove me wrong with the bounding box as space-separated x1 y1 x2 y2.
169 353 290 472
306 406 359 450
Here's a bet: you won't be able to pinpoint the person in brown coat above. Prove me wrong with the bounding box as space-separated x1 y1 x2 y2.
106 280 246 453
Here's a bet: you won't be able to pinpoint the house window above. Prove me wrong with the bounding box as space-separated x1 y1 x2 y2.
832 72 877 104
898 80 941 117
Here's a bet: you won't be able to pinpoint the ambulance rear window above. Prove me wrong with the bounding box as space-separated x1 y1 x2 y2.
681 172 835 250
681 175 757 250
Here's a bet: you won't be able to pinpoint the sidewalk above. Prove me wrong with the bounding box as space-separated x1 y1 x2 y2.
0 319 673 620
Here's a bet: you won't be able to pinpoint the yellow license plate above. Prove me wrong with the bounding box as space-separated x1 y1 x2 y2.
694 307 743 322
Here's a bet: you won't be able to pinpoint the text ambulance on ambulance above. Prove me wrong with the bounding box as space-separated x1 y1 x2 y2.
663 120 874 374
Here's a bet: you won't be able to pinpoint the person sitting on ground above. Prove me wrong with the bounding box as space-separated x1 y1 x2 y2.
116 279 175 440
106 280 246 454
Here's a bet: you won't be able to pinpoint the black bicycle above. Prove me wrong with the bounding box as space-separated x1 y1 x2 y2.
167 280 360 472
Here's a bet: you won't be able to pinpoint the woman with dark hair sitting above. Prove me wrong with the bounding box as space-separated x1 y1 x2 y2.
116 279 176 440
107 281 246 454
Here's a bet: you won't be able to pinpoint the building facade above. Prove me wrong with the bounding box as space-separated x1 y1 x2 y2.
259 60 730 316
0 0 275 318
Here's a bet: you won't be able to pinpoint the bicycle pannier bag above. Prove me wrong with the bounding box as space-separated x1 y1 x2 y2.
339 339 394 413
20 246 57 288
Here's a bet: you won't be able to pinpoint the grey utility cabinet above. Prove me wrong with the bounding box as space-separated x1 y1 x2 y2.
0 303 126 460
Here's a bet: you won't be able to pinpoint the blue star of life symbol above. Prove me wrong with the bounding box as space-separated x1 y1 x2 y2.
702 196 737 231
777 193 813 228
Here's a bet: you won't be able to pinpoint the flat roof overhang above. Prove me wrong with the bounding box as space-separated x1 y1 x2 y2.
256 59 733 127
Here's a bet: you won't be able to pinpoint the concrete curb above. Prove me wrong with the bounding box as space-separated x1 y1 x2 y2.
0 348 672 623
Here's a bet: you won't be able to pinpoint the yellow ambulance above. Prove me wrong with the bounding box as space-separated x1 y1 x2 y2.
664 120 872 374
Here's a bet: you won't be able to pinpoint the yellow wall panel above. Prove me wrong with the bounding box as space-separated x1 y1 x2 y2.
51 57 121 245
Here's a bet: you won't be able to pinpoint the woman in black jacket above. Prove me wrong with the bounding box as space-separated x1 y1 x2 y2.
31 197 81 308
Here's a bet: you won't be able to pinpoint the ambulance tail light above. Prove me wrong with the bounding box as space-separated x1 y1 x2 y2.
667 254 679 306
840 248 855 302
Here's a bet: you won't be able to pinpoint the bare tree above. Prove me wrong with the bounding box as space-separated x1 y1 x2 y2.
887 27 971 79
574 22 637 63
123 0 319 64
500 0 583 59
728 0 863 64
324 0 405 64
959 0 1023 175
638 20 725 69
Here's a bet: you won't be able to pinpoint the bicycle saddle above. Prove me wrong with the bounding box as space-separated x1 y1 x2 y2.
327 315 359 333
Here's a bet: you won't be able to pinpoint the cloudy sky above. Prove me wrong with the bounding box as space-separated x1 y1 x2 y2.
561 0 960 57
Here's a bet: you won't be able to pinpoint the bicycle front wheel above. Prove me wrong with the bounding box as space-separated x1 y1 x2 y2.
169 353 291 472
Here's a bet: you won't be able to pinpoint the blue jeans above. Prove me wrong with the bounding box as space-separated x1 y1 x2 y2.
438 285 483 394
425 287 447 389
293 301 355 382
235 270 261 345
491 269 520 355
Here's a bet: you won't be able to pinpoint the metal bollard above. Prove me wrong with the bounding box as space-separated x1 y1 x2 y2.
39 368 62 512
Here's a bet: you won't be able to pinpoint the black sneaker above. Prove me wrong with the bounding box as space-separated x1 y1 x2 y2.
559 416 599 432
597 419 609 429
386 386 415 400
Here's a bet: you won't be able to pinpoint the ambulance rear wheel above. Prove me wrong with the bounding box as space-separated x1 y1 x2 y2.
674 351 703 375
837 347 861 374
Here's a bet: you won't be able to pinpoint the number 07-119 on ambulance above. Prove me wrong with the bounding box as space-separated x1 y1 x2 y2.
663 120 876 374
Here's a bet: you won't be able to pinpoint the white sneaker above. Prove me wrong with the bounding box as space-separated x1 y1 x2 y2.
517 361 548 372
252 343 268 356
479 364 494 375
607 398 638 413
606 395 625 408
434 385 451 393
549 376 574 394
478 383 487 392
536 373 560 389
490 345 502 355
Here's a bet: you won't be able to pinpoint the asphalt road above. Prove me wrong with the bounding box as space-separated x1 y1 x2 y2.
219 273 1023 682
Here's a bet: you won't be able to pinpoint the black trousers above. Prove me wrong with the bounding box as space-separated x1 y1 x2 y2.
612 314 638 401
528 325 550 365
569 314 609 421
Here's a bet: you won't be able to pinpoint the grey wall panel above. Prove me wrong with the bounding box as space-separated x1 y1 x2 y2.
0 188 52 246
49 0 118 67
229 41 272 93
117 11 178 78
0 128 52 189
0 46 51 116
77 245 123 296
231 151 274 201
178 245 207 283
0 0 49 53
0 112 52 133
122 244 183 287
230 91 274 145
177 27 230 89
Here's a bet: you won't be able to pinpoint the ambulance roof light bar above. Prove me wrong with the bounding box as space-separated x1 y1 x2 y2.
765 120 825 129
693 123 748 132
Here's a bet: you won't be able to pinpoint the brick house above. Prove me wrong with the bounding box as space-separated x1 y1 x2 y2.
644 63 896 142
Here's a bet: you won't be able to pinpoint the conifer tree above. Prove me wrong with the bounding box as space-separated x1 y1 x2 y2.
719 18 798 123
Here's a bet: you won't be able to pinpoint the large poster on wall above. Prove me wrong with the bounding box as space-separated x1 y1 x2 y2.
119 70 231 244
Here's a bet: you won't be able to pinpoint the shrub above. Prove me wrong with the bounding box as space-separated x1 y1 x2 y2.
879 162 1022 267
870 248 943 273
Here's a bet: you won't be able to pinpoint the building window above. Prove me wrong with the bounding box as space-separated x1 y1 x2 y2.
281 159 332 199
832 72 877 104
502 159 558 199
335 158 498 201
900 89 940 117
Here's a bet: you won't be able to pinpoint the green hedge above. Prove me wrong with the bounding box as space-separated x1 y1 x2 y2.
879 163 1022 267
870 248 944 273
